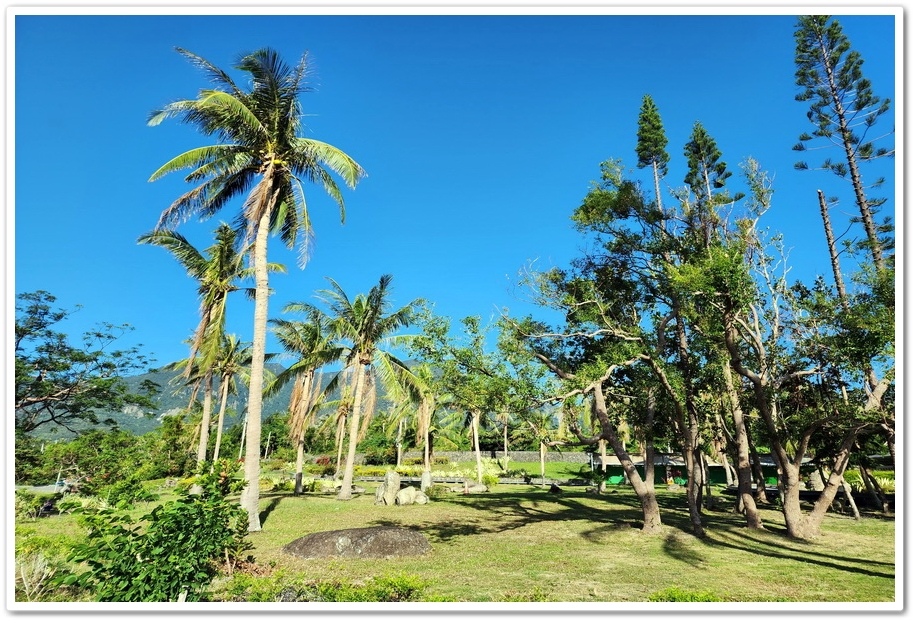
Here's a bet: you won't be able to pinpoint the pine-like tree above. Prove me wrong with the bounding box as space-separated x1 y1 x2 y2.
793 15 893 273
635 94 669 213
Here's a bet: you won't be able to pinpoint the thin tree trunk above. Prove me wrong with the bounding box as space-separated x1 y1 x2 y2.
539 441 547 484
294 431 305 494
471 410 484 484
503 416 510 472
859 464 889 513
338 365 367 501
210 373 231 466
240 210 271 532
238 416 247 460
195 372 214 466
818 190 850 309
395 419 404 468
335 410 346 479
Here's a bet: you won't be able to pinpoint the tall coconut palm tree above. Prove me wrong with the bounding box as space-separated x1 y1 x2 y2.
289 275 420 501
266 308 342 493
147 48 365 530
139 223 253 471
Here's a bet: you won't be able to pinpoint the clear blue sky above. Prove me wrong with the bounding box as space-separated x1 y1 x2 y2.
10 8 899 370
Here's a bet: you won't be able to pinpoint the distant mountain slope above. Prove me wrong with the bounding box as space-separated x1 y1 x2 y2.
31 363 313 440
31 361 406 440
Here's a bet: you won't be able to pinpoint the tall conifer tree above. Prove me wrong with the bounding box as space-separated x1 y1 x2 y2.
793 15 893 273
635 94 669 213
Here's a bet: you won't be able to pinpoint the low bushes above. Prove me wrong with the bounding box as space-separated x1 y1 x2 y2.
211 570 431 602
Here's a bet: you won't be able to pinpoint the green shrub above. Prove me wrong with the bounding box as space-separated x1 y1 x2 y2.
354 466 388 478
213 571 428 602
481 473 498 488
101 474 159 508
59 460 251 602
648 586 722 602
424 484 451 500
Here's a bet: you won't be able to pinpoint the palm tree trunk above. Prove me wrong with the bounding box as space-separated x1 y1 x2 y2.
294 431 306 494
238 416 247 460
471 410 483 484
540 441 547 484
210 373 231 466
338 365 367 501
503 416 510 471
240 211 271 532
334 412 346 479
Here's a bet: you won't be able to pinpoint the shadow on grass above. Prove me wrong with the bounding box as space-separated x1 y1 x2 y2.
258 494 284 527
368 488 645 543
363 486 893 579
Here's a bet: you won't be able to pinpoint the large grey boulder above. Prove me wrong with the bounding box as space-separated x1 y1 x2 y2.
377 470 401 506
395 485 429 505
374 472 401 506
282 526 431 559
419 470 433 492
395 486 418 505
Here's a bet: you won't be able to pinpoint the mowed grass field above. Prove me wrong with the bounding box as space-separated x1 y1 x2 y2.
234 482 896 603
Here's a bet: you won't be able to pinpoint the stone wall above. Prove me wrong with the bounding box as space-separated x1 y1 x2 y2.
303 450 591 466
401 450 591 464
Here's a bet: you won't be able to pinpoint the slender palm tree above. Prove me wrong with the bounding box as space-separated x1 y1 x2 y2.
409 363 441 472
139 223 252 470
381 362 441 472
266 309 342 493
147 48 365 530
289 275 419 501
210 334 254 465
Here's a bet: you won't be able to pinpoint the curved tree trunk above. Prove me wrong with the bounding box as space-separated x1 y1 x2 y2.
592 383 663 533
240 211 271 532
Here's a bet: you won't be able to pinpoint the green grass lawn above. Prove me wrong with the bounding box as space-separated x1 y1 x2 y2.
15 474 896 604
233 481 896 603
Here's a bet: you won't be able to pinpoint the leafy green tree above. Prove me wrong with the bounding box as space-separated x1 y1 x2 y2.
147 48 365 530
62 461 250 602
15 291 155 436
411 313 503 484
289 275 419 500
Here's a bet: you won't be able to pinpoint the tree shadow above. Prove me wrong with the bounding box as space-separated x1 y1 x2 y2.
258 494 284 527
702 527 895 579
362 487 894 580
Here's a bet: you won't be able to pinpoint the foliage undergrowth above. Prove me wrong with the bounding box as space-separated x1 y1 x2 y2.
58 460 251 602
648 586 723 602
211 570 431 602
